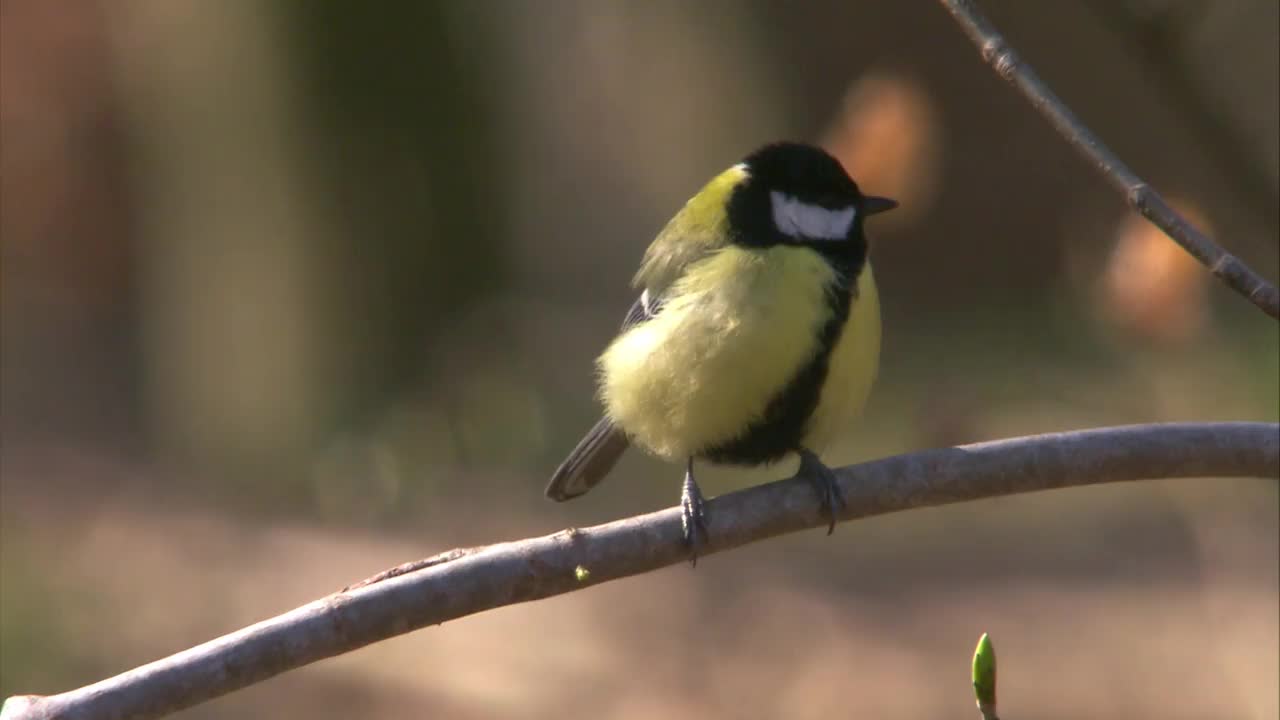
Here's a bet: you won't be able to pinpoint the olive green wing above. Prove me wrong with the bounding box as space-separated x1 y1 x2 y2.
547 162 750 501
633 163 748 295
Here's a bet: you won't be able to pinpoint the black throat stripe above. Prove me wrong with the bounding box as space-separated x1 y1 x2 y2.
701 237 866 466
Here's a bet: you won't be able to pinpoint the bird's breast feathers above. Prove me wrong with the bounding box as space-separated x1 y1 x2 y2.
599 245 879 461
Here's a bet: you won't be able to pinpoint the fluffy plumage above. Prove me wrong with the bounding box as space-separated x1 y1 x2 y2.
600 244 870 461
546 142 891 535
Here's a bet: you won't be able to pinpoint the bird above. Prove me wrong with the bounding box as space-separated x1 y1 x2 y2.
545 141 895 563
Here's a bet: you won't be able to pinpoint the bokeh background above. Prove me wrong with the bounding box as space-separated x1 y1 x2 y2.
2 1 1278 718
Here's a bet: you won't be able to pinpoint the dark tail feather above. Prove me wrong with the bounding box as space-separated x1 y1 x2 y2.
545 417 630 501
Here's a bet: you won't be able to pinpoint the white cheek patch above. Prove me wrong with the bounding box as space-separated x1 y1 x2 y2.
769 191 856 241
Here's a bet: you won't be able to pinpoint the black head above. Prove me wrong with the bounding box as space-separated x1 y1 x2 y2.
727 142 896 258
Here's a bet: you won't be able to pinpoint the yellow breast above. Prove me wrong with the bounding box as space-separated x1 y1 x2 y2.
598 245 879 462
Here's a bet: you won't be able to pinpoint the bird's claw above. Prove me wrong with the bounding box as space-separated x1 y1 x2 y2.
797 449 845 535
681 462 709 566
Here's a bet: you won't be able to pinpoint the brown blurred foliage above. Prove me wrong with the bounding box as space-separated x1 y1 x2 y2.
2 1 1276 718
825 72 941 227
1101 201 1213 346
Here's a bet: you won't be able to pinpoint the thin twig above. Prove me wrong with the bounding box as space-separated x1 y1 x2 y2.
938 0 1280 319
5 422 1276 720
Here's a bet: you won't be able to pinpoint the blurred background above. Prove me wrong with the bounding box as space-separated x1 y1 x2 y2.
2 1 1278 718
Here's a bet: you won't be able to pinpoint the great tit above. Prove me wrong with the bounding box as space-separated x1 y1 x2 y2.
546 141 895 563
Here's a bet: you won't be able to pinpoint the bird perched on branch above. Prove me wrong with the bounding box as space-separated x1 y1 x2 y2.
546 142 894 563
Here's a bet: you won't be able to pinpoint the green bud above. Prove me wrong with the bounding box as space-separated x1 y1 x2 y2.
972 632 997 711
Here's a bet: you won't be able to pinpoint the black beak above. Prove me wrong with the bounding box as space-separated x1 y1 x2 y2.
862 195 898 216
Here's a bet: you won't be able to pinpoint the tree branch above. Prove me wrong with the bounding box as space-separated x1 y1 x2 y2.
938 0 1280 320
6 422 1277 720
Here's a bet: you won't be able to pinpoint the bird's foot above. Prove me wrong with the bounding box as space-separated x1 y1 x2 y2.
796 448 845 535
681 459 709 566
